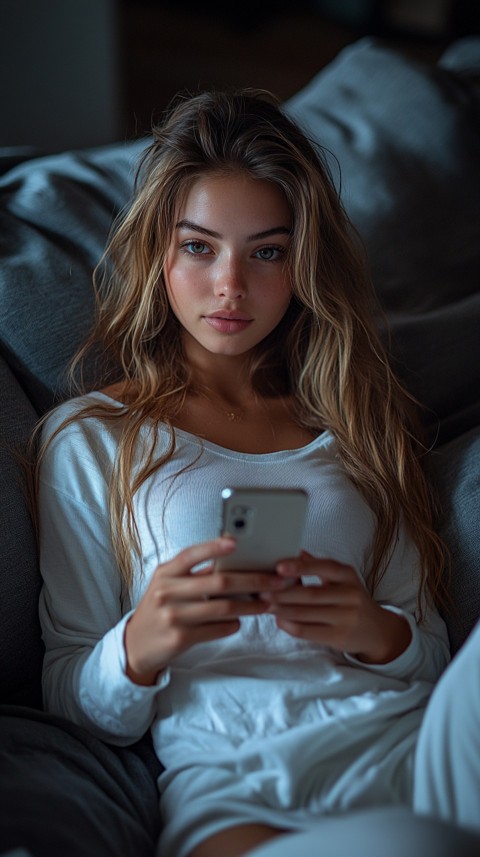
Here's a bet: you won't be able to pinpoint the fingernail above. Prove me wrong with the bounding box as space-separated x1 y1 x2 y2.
276 561 295 575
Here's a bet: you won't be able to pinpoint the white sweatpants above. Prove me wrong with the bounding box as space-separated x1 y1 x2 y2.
248 807 480 857
413 617 480 831
250 621 480 857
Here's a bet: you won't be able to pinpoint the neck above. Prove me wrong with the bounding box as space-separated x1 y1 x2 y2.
188 362 253 406
183 335 288 404
196 380 251 411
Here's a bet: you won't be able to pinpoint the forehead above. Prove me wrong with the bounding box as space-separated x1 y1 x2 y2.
176 171 292 227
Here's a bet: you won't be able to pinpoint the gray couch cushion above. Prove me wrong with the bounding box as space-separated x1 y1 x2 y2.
0 140 147 414
428 427 480 653
286 37 480 446
0 706 161 857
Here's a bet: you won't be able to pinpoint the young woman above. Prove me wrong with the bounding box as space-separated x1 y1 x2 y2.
34 90 478 857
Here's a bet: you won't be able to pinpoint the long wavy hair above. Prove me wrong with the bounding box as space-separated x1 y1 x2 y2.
33 89 448 612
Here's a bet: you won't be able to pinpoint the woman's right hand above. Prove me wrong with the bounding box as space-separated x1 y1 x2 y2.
124 537 287 685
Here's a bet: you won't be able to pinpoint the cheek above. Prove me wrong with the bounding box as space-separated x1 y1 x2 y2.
165 259 209 299
163 263 191 312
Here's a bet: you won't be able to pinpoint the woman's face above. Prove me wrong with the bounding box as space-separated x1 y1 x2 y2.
163 172 293 367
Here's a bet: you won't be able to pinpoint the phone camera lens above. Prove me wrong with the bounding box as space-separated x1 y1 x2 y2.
233 518 246 530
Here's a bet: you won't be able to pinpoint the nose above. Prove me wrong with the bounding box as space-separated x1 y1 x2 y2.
214 255 247 300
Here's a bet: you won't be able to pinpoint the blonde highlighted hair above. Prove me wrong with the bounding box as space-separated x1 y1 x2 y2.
33 89 448 612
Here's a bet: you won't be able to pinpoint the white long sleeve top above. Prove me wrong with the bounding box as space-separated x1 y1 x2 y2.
38 392 450 852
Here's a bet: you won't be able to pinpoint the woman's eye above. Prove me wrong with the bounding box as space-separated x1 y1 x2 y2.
183 241 210 255
255 246 285 262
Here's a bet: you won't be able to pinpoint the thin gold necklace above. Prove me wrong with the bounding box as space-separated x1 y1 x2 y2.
209 391 246 423
224 407 245 423
203 388 289 426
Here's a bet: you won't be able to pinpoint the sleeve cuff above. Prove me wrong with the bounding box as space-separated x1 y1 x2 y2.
78 611 170 739
343 606 420 680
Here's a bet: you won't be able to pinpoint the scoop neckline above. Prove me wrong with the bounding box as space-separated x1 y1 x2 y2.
89 390 331 458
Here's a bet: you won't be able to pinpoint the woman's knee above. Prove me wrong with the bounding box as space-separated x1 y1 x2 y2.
414 619 480 831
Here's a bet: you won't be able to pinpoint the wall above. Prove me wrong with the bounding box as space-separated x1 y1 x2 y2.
0 0 120 152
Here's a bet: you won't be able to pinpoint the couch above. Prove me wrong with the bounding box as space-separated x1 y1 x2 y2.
1 37 479 856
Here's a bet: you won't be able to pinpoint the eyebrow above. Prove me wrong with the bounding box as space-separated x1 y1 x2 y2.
175 219 291 241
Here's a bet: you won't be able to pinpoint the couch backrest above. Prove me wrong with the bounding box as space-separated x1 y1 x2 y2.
286 37 480 447
0 139 148 415
285 37 480 652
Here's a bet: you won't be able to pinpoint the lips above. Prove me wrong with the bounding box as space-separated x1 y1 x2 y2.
204 310 253 334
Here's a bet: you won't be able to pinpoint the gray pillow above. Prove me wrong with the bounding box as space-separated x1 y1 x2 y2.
0 140 147 414
286 37 480 446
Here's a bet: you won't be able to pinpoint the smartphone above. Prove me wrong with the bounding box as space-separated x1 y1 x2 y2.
216 487 308 571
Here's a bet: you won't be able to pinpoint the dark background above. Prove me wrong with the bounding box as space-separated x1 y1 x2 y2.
1 0 479 152
120 0 480 138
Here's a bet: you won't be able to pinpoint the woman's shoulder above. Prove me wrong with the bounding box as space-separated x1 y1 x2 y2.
97 382 127 404
37 393 124 509
40 391 126 463
43 390 121 429
38 392 128 497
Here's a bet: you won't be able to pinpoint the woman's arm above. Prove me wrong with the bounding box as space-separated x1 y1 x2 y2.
39 481 166 745
38 409 287 739
37 407 167 744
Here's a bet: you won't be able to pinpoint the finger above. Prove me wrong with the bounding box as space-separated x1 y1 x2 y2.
155 567 291 604
261 583 360 606
276 555 358 585
156 537 236 579
268 604 346 624
159 595 269 627
206 570 293 599
275 616 364 652
275 618 334 643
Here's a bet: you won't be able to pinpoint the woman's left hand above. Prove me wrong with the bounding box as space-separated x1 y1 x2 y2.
261 551 412 664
